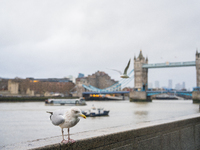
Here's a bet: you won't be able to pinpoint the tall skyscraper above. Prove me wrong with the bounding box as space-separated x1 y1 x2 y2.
168 79 172 89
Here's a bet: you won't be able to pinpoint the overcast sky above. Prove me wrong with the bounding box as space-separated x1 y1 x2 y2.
0 0 199 90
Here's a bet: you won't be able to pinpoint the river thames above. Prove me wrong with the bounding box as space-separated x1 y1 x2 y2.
0 99 199 147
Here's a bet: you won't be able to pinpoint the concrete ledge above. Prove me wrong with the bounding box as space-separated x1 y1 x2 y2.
2 114 200 150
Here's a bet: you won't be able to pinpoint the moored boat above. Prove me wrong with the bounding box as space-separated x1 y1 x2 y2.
45 97 86 105
82 105 110 117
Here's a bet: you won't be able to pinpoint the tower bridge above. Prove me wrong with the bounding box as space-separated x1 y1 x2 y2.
130 50 200 103
80 50 200 103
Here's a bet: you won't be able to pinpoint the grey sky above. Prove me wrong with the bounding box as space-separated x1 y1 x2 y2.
0 0 199 89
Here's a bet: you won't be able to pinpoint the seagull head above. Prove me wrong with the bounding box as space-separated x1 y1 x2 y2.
70 107 86 119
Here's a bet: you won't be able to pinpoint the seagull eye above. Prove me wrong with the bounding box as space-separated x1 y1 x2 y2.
75 111 79 113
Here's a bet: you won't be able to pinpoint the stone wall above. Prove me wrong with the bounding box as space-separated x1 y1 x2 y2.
8 114 200 150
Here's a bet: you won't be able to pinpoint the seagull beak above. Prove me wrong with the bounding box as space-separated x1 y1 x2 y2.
80 114 86 119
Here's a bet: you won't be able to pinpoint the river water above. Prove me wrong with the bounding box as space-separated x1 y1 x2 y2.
0 99 199 147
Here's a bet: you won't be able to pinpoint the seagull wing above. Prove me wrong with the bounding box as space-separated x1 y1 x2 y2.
123 59 131 75
107 68 122 75
50 110 65 126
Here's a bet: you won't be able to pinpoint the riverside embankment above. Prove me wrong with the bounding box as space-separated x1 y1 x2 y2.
3 113 200 150
0 96 78 102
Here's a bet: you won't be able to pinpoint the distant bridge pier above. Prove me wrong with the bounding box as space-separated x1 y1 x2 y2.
192 90 200 103
130 91 152 102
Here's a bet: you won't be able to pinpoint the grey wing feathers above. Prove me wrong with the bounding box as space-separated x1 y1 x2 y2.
108 68 122 75
124 59 131 74
49 110 65 126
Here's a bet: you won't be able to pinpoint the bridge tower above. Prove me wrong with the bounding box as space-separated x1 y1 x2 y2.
134 50 148 91
196 50 200 87
130 50 150 102
193 50 200 103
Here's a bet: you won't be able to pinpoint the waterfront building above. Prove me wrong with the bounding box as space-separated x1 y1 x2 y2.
0 77 75 97
75 71 118 97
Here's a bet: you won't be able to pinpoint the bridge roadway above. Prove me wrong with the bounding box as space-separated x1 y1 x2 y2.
82 90 192 97
82 91 130 95
142 61 196 68
147 91 192 96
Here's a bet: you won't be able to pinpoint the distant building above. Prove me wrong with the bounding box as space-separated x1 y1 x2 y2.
175 83 182 90
66 75 76 83
168 79 172 89
75 71 118 97
174 82 186 90
123 87 133 92
0 78 75 96
161 86 166 89
27 77 72 83
155 81 159 88
148 82 153 88
78 73 84 78
182 82 185 89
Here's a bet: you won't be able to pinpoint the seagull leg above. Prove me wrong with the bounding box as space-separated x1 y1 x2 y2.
68 128 75 143
61 128 68 144
68 128 70 141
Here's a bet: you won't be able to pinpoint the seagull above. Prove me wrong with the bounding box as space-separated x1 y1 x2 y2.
109 59 131 78
47 107 86 144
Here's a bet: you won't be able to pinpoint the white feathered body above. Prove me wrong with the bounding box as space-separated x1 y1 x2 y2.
48 108 81 129
47 107 86 143
59 111 80 128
